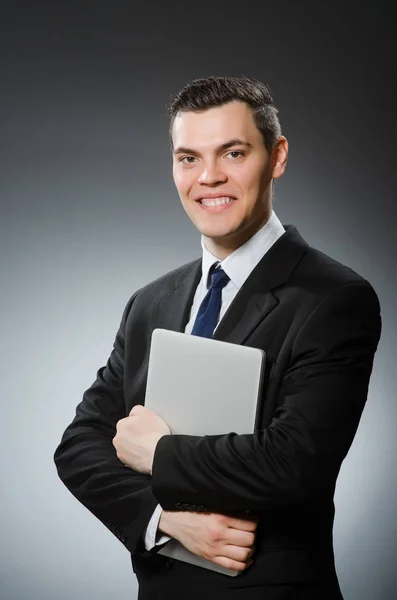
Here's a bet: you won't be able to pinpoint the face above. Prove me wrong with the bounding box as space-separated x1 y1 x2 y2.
171 100 288 259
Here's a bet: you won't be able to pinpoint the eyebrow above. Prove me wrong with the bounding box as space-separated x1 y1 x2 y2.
173 138 253 155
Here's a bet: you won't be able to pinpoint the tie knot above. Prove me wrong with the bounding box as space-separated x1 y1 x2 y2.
209 266 230 290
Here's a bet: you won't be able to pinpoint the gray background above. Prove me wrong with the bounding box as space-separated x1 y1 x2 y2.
1 1 395 599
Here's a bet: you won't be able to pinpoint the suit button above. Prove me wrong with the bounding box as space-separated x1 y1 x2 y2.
165 559 173 568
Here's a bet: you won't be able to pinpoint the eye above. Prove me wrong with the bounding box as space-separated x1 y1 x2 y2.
180 156 197 164
226 151 244 159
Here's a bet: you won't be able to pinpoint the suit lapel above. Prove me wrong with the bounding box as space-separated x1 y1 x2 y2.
213 289 278 345
154 226 308 343
213 226 308 345
153 258 202 332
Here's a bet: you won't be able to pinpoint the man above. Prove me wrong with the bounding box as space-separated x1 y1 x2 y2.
54 76 381 599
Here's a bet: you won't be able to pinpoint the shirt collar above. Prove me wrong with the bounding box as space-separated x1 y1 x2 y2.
200 211 285 290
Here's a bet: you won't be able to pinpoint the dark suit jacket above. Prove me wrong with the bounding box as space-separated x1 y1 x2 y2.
54 226 381 599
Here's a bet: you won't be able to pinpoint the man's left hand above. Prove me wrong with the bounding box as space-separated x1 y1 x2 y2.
113 405 170 475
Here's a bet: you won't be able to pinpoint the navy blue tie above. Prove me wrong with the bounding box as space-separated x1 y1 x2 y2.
191 265 230 338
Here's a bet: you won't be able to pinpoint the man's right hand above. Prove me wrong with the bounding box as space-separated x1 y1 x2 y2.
158 510 257 572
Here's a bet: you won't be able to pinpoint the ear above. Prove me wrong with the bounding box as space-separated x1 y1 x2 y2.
272 136 288 180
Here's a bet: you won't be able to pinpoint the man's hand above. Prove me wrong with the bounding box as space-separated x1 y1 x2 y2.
158 510 257 572
112 405 170 475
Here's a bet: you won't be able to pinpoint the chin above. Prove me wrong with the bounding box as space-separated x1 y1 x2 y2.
193 217 237 236
195 220 232 235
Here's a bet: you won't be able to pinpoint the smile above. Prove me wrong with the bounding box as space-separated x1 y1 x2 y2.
200 197 235 207
197 197 237 213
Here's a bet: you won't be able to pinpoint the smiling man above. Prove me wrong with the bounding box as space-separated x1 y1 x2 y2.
54 76 381 600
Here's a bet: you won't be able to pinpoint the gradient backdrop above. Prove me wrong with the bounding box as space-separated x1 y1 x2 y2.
1 2 395 599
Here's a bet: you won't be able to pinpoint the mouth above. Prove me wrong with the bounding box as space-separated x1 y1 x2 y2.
196 196 237 212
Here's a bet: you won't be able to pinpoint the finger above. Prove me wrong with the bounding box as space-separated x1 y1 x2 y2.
129 404 144 416
224 516 258 532
223 528 255 548
212 553 254 572
221 543 255 564
115 416 128 429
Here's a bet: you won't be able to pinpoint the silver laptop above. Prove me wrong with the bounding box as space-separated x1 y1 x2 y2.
144 328 265 576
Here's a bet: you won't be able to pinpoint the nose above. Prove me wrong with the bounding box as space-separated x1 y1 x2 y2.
197 161 227 186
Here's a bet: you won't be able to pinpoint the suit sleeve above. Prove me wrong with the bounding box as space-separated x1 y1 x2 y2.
53 292 158 554
150 282 382 513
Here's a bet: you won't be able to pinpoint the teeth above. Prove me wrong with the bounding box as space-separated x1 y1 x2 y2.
201 197 234 207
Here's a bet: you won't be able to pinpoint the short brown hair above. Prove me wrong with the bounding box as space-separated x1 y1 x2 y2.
168 75 282 153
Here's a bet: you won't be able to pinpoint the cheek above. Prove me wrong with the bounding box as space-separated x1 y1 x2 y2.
173 170 193 197
240 165 269 196
235 171 261 197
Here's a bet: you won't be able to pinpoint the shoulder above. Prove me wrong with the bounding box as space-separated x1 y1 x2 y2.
139 257 201 296
276 237 381 354
120 258 201 321
289 244 381 346
294 240 379 307
274 227 381 332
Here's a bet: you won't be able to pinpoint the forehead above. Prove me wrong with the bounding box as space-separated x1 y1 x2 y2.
172 101 262 150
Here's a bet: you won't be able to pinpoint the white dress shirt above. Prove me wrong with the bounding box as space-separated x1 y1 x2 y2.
144 211 285 550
